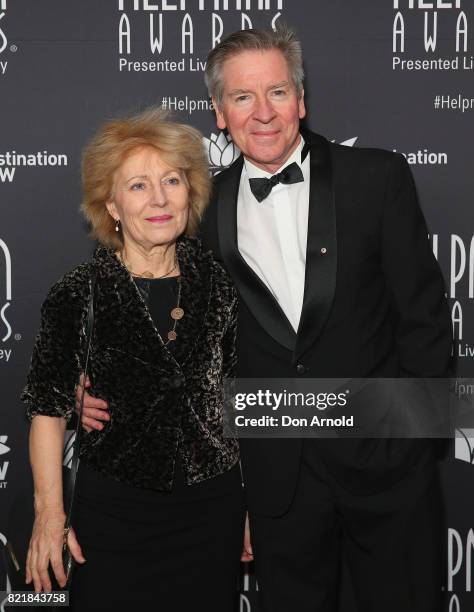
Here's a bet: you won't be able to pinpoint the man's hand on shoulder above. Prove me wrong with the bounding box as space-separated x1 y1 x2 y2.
75 374 110 433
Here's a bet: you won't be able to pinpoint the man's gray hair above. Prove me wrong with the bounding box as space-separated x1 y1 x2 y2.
204 24 304 109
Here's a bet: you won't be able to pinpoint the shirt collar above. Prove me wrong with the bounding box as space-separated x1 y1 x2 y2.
243 135 306 180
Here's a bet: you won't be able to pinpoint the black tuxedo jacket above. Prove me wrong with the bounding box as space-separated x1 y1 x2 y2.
200 129 452 516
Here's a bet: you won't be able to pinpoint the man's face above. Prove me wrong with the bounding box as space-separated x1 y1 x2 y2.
213 49 306 174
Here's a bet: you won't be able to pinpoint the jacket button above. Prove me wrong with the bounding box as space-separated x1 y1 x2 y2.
296 363 306 375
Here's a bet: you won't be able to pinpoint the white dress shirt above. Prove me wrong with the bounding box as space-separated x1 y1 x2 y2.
237 137 310 332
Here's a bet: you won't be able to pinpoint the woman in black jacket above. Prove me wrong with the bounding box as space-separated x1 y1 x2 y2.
21 107 245 611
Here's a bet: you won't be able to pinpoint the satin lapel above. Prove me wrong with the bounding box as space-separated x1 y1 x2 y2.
294 132 337 362
216 157 296 352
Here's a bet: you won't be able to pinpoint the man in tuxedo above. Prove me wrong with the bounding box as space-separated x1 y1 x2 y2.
79 25 452 612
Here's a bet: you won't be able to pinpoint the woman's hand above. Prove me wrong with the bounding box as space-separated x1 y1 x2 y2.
26 415 85 592
241 513 254 563
25 509 86 592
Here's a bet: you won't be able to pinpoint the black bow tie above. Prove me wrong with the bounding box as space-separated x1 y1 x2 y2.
249 161 304 203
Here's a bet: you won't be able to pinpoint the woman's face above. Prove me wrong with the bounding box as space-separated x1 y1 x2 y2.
107 146 189 252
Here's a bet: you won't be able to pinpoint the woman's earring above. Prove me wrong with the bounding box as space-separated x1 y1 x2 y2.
115 219 120 233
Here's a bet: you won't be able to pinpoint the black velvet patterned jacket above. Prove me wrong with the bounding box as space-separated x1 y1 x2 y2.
21 236 240 490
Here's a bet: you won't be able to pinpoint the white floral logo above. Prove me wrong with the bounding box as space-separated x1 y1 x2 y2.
203 132 241 174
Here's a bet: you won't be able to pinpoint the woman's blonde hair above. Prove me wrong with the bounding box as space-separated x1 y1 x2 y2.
81 107 211 249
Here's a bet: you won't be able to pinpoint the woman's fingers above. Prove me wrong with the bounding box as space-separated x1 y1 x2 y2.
37 554 52 592
25 546 32 584
27 513 68 592
29 546 43 593
31 540 55 592
49 552 67 589
67 527 86 564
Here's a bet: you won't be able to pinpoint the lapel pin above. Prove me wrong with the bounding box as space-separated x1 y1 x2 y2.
320 247 327 254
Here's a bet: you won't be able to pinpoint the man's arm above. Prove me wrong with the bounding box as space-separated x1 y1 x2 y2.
381 153 452 377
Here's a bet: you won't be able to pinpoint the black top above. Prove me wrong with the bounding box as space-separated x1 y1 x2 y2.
132 274 240 492
133 276 180 345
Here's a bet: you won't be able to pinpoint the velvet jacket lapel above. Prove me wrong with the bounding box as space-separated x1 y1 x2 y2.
92 236 212 370
216 129 337 359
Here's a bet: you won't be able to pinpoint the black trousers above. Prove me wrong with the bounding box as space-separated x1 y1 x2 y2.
69 459 245 612
250 439 446 612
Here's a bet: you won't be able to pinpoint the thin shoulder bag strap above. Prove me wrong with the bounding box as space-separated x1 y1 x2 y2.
63 265 97 530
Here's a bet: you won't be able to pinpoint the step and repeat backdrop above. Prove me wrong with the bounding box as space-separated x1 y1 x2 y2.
0 1 473 610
